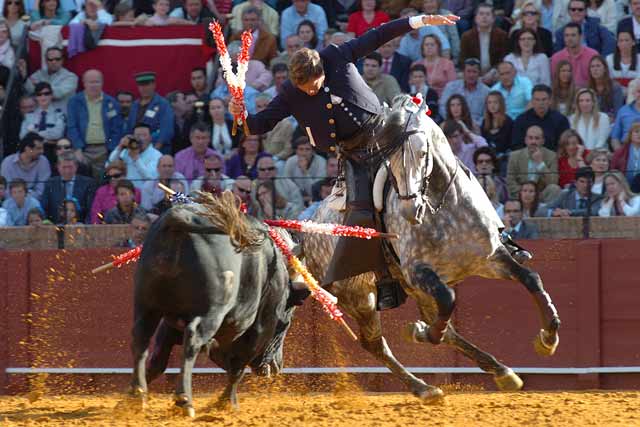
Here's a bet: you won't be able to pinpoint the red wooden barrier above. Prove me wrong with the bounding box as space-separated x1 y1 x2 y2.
1 240 639 394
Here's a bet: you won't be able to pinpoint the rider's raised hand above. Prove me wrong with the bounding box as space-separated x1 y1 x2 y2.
421 14 460 26
228 97 244 116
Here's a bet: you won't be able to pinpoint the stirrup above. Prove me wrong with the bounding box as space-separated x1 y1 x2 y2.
376 277 407 311
326 181 346 212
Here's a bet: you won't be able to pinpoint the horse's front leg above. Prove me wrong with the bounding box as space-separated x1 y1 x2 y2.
405 263 455 344
493 248 561 356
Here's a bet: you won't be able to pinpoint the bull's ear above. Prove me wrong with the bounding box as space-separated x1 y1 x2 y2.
287 281 311 307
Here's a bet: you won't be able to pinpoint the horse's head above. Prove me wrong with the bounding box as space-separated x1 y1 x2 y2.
376 95 432 225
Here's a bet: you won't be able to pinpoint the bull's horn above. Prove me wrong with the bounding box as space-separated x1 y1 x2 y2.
373 166 388 212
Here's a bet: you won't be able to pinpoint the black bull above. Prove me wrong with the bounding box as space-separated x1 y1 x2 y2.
128 204 306 415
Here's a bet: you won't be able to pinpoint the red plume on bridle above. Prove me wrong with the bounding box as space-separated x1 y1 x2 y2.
411 94 432 116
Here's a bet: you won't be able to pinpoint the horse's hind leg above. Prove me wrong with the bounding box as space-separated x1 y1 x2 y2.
330 277 444 402
489 248 561 356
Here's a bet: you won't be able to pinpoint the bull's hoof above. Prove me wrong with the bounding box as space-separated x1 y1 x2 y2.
114 390 147 414
255 364 271 377
171 403 196 418
413 384 445 404
402 321 428 343
534 329 559 356
494 368 524 391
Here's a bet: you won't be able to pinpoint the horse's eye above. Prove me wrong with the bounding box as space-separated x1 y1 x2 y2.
420 150 428 158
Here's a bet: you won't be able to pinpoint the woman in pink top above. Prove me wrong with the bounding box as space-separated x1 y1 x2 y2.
90 160 141 224
411 34 456 97
346 0 389 37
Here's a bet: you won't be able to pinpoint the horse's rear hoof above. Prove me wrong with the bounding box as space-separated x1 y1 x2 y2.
534 329 559 356
402 321 428 343
414 385 445 404
494 368 524 391
184 406 196 418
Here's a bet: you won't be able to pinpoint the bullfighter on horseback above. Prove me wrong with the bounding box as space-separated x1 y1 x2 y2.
229 15 529 310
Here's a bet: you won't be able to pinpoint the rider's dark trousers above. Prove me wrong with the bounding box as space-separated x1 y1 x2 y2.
322 152 386 285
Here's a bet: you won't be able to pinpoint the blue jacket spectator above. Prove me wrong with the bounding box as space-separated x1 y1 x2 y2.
127 93 175 153
67 91 123 152
553 16 615 56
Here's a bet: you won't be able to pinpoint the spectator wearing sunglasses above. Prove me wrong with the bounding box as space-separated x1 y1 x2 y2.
553 0 614 56
190 152 233 195
19 81 66 165
21 47 78 113
89 159 141 223
252 156 304 214
51 138 93 177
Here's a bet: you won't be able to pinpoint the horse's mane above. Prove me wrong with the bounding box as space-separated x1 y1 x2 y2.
368 94 417 162
192 190 266 251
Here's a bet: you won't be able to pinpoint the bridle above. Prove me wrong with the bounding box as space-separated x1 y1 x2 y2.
381 110 458 215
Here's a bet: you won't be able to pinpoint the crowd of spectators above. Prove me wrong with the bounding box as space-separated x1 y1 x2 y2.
2 0 640 243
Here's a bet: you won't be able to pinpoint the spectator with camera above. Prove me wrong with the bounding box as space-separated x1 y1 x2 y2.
40 151 97 224
89 160 141 223
67 69 123 180
107 123 163 189
141 155 188 211
104 179 146 224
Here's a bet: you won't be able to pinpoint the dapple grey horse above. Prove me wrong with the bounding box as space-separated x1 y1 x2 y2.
302 95 561 402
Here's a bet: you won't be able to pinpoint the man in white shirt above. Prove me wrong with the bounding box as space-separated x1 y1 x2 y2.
107 123 163 189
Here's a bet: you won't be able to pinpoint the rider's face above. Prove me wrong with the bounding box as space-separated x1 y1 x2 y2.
296 74 325 96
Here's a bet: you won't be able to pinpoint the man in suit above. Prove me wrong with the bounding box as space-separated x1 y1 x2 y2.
378 38 412 93
616 0 640 43
41 151 97 224
230 6 278 67
546 167 603 217
554 0 615 55
503 200 539 239
506 125 561 203
459 4 509 85
229 14 460 315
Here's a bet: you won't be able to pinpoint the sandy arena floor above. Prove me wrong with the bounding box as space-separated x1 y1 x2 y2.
0 389 638 427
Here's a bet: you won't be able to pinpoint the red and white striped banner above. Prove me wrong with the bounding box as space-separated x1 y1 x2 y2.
28 26 212 96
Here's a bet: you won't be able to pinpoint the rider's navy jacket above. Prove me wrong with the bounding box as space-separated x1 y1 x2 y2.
246 18 413 153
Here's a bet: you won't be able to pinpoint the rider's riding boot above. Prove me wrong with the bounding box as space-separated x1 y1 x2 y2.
500 230 533 264
375 271 407 311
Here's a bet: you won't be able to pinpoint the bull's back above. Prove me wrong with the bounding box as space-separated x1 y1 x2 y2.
134 206 244 316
